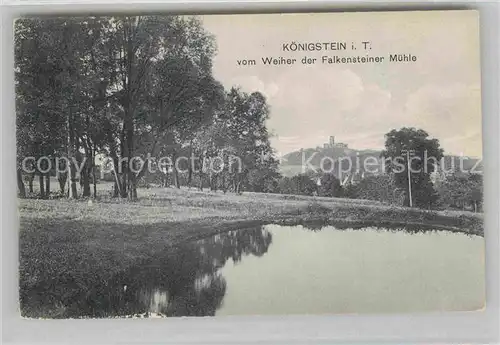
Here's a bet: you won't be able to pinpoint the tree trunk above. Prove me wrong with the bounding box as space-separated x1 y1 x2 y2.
58 173 67 194
109 152 124 198
121 20 137 200
92 144 97 198
197 154 204 191
187 142 193 187
45 173 51 197
28 173 35 193
81 143 91 198
118 171 128 198
112 168 124 198
126 137 137 201
187 164 193 188
171 152 180 189
120 135 131 199
128 173 138 201
67 105 78 199
163 172 169 188
39 173 45 199
173 168 180 189
112 181 119 197
129 182 138 200
68 160 78 199
222 174 227 194
82 170 91 197
126 133 137 202
92 171 97 198
210 174 217 192
199 173 204 191
17 169 26 198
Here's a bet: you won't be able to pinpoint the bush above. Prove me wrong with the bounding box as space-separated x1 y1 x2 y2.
318 173 343 197
278 174 317 196
350 174 405 205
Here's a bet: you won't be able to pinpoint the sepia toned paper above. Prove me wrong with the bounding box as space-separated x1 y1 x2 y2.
16 10 484 318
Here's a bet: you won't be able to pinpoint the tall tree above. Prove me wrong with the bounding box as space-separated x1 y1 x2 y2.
215 88 277 194
381 127 443 208
15 19 71 198
15 16 222 200
108 16 220 199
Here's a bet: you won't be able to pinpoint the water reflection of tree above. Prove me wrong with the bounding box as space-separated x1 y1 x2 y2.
298 219 447 234
35 226 272 318
197 227 273 266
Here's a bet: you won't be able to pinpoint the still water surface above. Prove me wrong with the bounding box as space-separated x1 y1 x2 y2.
217 225 485 315
24 224 485 317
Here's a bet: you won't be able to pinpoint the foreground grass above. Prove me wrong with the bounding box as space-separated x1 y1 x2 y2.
18 186 483 317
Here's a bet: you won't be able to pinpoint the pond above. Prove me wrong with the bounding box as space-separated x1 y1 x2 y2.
23 224 485 318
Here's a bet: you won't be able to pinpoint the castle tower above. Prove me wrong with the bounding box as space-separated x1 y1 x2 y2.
329 136 335 146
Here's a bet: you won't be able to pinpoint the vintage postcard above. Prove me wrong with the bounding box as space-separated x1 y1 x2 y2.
16 10 484 318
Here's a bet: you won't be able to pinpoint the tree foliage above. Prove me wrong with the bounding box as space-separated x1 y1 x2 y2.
278 174 317 196
437 172 482 212
15 16 281 199
345 174 404 205
318 173 342 198
381 127 443 207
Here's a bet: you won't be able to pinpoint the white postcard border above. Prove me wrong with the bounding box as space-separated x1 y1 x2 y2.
1 1 499 344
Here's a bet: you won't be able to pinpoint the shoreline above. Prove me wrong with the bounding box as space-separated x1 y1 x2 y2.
176 211 483 246
18 189 483 318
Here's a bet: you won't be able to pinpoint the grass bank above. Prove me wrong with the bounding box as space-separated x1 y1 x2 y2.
18 186 483 317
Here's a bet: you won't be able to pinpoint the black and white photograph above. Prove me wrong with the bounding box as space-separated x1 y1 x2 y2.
15 10 485 318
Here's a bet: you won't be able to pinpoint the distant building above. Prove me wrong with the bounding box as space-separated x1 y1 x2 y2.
329 136 335 146
323 135 348 149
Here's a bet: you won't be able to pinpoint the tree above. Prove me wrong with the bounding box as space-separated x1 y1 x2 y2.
220 89 276 194
15 19 74 198
15 18 117 199
353 174 405 205
468 173 483 212
381 127 443 208
247 164 281 193
277 176 295 195
15 16 222 201
15 16 282 201
108 16 222 199
277 174 317 196
342 182 358 199
189 88 278 194
437 172 483 212
318 173 343 197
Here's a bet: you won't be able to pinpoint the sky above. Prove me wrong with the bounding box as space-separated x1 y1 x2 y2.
201 10 482 158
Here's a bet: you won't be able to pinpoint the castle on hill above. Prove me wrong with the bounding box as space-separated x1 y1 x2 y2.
323 136 348 149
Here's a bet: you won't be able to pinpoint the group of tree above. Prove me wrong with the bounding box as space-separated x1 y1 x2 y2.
16 16 277 200
270 128 482 213
271 170 481 213
379 128 482 211
15 20 483 213
380 127 443 208
435 171 483 212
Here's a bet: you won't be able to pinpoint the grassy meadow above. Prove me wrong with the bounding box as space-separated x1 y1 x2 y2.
19 180 483 317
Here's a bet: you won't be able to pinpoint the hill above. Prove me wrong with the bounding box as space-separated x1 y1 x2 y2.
279 146 482 181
